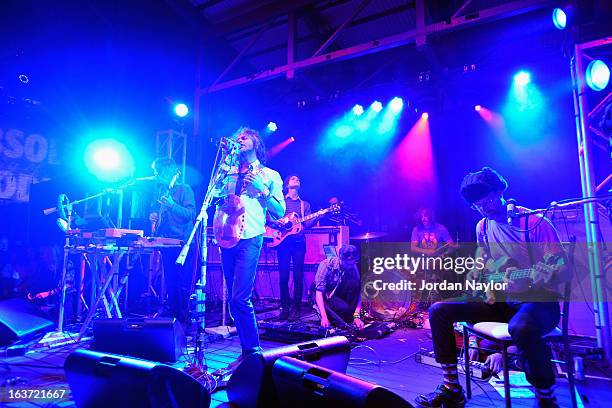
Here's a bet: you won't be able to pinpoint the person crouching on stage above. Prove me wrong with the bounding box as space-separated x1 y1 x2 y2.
314 245 364 329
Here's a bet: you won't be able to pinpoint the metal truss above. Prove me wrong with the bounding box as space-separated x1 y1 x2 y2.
570 36 612 362
155 129 188 183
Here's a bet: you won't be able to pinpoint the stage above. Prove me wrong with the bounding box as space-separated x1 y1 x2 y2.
2 307 610 407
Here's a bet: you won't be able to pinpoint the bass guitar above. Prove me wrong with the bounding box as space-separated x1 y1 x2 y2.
468 253 564 301
264 203 340 248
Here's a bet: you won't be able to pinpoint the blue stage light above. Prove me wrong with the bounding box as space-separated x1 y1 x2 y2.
389 97 404 113
352 104 364 116
513 71 531 87
267 121 278 132
371 101 383 112
174 103 189 118
552 8 567 30
586 60 610 91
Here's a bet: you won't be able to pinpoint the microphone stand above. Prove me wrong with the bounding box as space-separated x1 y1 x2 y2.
176 141 238 369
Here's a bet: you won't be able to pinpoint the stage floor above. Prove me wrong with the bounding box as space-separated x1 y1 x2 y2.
1 314 610 408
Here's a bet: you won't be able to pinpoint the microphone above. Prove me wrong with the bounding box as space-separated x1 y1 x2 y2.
220 137 241 153
506 198 517 225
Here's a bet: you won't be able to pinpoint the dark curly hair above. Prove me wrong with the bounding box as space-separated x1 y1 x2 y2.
232 127 267 165
460 166 508 204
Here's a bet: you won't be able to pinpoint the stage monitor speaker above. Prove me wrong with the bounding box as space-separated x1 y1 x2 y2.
92 318 184 362
272 356 413 408
227 335 351 408
0 298 54 346
64 349 210 408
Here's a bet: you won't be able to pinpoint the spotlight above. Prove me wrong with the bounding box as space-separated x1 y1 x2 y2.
93 147 120 170
586 60 610 91
389 97 404 113
290 137 296 142
174 103 189 118
352 104 364 116
421 112 429 120
18 74 29 84
84 138 134 182
371 101 383 112
475 105 482 111
552 8 567 30
267 121 278 132
513 71 531 87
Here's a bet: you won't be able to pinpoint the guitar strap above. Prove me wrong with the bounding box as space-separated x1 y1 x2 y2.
300 200 305 218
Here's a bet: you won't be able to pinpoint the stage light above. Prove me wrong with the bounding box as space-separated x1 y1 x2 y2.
352 104 364 116
267 121 278 132
552 8 567 30
421 112 429 120
84 138 134 182
389 97 404 114
174 103 189 118
93 147 120 170
291 137 296 142
371 101 383 112
475 105 482 111
514 71 531 87
586 60 610 91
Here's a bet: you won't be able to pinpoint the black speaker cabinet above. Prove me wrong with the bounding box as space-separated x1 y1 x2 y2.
0 298 54 346
273 356 413 408
227 335 351 408
92 318 184 362
64 349 210 408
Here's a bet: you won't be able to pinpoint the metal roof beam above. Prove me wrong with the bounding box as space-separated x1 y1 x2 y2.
199 0 551 94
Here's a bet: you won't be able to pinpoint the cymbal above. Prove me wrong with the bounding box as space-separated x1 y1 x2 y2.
351 231 388 240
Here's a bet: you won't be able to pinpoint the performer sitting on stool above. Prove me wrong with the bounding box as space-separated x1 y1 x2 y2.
314 245 364 329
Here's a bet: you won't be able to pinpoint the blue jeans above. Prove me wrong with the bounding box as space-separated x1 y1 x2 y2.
429 299 560 388
277 238 306 308
220 235 263 356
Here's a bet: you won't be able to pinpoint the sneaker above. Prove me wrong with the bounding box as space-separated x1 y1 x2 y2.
415 384 466 408
278 308 290 320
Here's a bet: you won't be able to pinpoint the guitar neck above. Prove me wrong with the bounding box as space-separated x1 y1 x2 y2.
486 268 534 283
297 209 328 223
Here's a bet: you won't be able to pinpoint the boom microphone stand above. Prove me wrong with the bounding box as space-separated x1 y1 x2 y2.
176 138 239 369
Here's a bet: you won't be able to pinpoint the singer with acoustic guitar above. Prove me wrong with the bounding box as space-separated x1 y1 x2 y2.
212 127 285 367
148 157 196 326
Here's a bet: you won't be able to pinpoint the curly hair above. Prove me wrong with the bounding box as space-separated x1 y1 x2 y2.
460 166 508 204
232 127 267 165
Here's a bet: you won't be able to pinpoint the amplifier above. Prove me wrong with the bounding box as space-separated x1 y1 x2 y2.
92 318 184 363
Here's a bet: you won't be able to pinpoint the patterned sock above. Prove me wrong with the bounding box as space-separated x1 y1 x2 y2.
535 387 556 401
441 363 461 392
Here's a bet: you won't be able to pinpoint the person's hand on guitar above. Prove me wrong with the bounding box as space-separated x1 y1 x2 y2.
321 316 331 328
353 317 365 330
149 212 159 224
158 195 175 208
